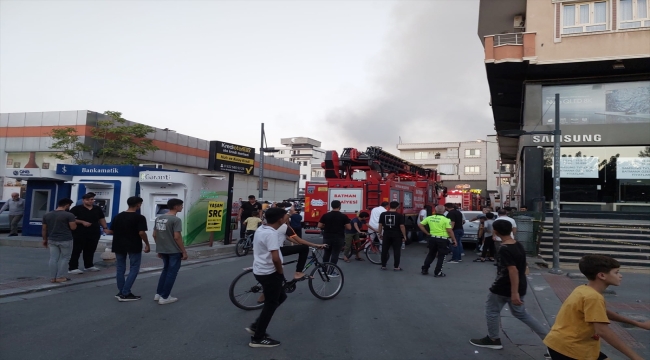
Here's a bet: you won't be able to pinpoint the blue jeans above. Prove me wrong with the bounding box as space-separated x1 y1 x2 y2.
116 252 142 296
156 253 182 299
451 229 464 260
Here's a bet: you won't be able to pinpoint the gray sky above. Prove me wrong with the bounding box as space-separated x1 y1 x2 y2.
0 0 493 154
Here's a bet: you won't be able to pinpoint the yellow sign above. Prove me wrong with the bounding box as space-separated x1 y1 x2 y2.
216 153 255 166
206 201 225 232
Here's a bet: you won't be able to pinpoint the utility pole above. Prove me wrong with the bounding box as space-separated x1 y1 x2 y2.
258 123 265 199
550 93 563 274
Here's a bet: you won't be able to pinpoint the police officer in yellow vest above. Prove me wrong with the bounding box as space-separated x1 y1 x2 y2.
418 205 457 277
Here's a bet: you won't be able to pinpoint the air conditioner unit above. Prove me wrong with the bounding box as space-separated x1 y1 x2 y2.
514 15 525 29
139 163 164 169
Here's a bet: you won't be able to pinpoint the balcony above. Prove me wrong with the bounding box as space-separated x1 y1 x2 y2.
484 32 536 63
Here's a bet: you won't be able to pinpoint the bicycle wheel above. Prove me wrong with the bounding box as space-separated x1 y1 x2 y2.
365 243 382 264
235 238 249 257
229 269 265 310
308 262 344 300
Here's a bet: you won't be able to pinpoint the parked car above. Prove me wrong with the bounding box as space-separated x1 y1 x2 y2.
0 201 24 232
459 211 498 244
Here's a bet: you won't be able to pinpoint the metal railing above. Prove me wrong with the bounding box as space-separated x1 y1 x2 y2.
494 33 523 46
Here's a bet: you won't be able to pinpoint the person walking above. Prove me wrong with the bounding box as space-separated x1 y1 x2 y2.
237 195 262 239
153 198 188 305
419 205 457 278
343 211 369 262
0 192 25 236
68 193 112 274
469 220 550 351
42 198 76 283
318 200 351 266
367 202 389 243
474 212 496 262
110 196 150 302
445 203 464 263
378 201 407 271
245 207 288 348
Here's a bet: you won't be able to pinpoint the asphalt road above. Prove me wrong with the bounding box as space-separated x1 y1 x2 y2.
0 236 547 360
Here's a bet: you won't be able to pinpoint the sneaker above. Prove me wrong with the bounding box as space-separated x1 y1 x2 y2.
544 353 551 360
158 296 178 305
115 292 122 299
447 260 459 264
434 272 447 277
154 294 161 301
421 269 429 275
327 271 340 278
68 269 84 274
418 240 428 244
469 336 503 350
458 259 463 262
462 253 466 256
401 243 405 250
249 337 281 348
118 293 142 302
86 266 101 272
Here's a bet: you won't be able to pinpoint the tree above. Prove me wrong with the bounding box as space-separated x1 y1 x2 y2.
49 127 93 164
639 147 650 158
93 111 158 165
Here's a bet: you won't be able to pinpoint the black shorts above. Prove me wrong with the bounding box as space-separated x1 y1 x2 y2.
547 347 608 360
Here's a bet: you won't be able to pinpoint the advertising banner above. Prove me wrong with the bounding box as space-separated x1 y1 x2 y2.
542 81 650 126
552 157 599 178
617 157 650 180
208 141 255 174
206 201 225 232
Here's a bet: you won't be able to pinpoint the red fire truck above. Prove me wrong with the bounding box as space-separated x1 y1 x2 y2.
303 146 446 243
445 189 484 211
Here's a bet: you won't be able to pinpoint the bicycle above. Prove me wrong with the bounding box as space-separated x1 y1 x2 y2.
229 247 344 310
235 232 254 257
341 233 382 265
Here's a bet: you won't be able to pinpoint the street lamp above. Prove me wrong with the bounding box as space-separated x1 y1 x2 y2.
499 93 562 275
258 123 280 199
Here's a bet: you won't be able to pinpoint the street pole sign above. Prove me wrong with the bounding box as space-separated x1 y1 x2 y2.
208 141 255 174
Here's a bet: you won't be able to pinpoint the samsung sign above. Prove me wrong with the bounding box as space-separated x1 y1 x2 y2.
532 134 602 143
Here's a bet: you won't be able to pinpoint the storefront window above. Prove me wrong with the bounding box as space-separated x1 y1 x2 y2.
543 146 650 206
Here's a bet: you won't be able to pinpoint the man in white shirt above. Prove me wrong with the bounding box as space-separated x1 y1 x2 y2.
493 208 517 255
367 202 389 242
246 207 287 348
418 205 432 244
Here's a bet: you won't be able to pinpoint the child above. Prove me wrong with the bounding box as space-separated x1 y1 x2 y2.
343 211 369 262
243 211 262 238
544 255 650 360
474 213 496 262
470 219 549 351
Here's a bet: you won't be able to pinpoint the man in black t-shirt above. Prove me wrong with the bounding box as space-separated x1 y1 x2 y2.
237 195 262 239
470 220 549 351
110 196 150 302
378 201 407 270
318 200 351 266
68 193 112 274
445 203 464 263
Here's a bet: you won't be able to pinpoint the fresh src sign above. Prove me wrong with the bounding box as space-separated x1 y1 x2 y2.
208 141 255 175
329 189 362 213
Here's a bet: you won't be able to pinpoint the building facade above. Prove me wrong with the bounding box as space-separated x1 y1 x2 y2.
397 140 489 193
479 0 650 213
1 110 300 202
273 137 327 196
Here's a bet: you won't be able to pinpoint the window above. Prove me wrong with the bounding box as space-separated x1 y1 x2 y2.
620 0 650 28
301 175 307 180
434 152 441 159
464 166 481 174
414 151 428 159
465 149 481 158
563 1 608 34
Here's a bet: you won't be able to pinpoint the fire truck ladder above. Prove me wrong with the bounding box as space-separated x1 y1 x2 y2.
339 146 434 180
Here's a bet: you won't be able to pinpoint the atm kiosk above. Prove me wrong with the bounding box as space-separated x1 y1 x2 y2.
138 171 228 246
4 168 73 236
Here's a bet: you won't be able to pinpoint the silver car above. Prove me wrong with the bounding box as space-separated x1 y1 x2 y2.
459 211 499 243
0 201 24 232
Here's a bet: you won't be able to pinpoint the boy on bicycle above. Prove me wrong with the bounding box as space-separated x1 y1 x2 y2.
343 211 369 262
244 210 262 239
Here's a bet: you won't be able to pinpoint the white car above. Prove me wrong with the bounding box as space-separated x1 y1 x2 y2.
460 211 497 243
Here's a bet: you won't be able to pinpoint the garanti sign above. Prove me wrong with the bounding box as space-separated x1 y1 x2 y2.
208 141 255 174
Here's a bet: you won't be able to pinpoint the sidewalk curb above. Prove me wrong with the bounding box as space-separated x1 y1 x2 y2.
0 252 238 299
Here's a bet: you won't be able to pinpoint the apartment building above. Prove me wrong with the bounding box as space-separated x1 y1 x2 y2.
273 137 327 196
479 0 650 213
397 140 489 192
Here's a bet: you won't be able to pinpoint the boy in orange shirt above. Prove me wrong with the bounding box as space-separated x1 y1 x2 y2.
544 255 650 360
